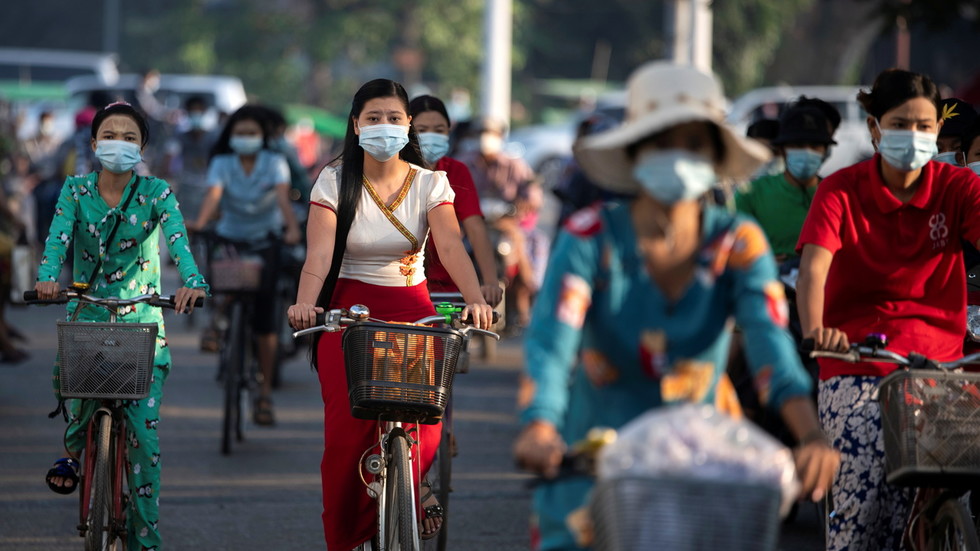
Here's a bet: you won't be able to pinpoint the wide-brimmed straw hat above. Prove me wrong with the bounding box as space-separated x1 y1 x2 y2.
574 61 770 193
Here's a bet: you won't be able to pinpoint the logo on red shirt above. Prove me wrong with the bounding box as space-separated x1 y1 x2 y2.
930 213 949 249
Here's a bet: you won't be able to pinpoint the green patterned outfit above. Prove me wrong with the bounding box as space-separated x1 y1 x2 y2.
37 172 209 551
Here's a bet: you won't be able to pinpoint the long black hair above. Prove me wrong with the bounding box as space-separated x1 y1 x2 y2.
310 79 425 368
209 104 273 160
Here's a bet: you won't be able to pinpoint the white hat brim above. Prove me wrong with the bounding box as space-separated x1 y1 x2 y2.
574 107 771 194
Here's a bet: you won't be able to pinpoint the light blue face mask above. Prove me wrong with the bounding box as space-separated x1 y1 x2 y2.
784 148 825 181
95 140 142 174
875 120 939 172
418 132 450 165
359 124 410 162
933 151 960 165
632 150 717 205
969 161 980 176
230 135 263 155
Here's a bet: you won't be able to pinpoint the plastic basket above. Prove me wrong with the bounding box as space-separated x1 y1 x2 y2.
56 322 158 400
342 322 464 424
589 476 781 551
879 368 980 487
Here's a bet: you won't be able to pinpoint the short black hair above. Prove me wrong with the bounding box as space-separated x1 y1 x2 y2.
90 102 150 146
408 95 452 126
184 95 208 112
857 68 942 121
960 119 980 157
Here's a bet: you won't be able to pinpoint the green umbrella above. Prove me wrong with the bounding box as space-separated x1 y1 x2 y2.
284 103 347 138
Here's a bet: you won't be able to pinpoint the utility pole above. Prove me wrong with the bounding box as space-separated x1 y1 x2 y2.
103 0 120 54
664 0 712 72
481 0 512 127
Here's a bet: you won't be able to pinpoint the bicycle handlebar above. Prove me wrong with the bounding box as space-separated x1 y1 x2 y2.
24 289 204 310
291 304 500 340
800 336 980 370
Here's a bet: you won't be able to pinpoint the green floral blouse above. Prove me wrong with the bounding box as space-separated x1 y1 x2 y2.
37 172 209 326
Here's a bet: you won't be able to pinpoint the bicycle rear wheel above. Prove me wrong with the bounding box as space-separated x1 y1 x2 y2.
931 499 980 551
431 409 453 551
85 413 113 551
221 300 245 455
383 431 419 551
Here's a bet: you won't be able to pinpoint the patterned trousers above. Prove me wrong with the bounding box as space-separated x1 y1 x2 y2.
818 376 914 551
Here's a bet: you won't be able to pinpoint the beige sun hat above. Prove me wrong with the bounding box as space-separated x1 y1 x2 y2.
574 61 771 193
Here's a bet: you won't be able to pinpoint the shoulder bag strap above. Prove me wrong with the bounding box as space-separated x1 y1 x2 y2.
85 176 140 287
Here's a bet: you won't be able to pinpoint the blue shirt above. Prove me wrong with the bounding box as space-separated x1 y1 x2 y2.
207 150 289 241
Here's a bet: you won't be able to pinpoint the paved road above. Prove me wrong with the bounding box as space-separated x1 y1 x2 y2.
0 282 825 550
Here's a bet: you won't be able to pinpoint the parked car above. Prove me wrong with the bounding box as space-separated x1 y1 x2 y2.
726 85 875 176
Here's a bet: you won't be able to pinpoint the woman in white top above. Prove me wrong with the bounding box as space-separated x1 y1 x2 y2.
288 79 493 550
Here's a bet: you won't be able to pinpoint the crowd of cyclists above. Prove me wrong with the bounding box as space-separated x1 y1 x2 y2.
4 58 980 550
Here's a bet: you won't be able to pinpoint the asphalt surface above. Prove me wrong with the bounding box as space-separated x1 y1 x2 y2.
0 275 825 550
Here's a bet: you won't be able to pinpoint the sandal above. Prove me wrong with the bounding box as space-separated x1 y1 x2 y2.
45 457 80 495
253 397 276 426
419 479 444 540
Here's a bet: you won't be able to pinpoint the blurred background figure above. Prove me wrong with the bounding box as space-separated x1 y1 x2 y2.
935 97 978 166
745 118 782 179
164 95 217 226
0 179 29 364
457 117 534 204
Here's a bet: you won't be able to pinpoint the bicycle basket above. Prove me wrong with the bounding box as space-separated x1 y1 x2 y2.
207 246 263 293
589 476 781 551
56 322 158 400
879 368 980 487
342 322 464 424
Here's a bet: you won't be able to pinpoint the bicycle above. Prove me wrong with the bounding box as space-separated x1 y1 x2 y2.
25 287 202 551
293 304 498 550
203 232 266 455
804 334 980 551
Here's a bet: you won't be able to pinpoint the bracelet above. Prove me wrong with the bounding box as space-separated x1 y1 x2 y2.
799 429 828 446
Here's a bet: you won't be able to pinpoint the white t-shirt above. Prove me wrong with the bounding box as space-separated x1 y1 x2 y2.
310 163 455 287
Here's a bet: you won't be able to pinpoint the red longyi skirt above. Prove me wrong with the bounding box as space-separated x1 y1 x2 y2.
317 277 442 550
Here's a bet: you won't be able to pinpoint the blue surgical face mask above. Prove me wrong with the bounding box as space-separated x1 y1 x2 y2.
933 151 960 165
230 135 263 155
969 161 980 176
632 150 717 205
875 120 939 172
418 132 450 164
188 112 206 130
95 140 142 174
359 123 409 162
784 148 825 181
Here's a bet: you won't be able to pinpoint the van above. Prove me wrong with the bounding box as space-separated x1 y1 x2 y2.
726 85 875 176
65 73 247 122
0 48 118 85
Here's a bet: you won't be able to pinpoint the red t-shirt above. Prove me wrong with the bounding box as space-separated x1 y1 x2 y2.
426 156 485 291
797 154 980 379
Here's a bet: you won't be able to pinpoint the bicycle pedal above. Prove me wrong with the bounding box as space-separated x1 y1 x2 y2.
366 481 382 499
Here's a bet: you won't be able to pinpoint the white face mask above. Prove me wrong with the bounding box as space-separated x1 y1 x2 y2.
480 133 503 155
632 149 717 205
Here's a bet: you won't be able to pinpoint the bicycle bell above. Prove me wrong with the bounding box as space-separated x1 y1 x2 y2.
349 304 370 321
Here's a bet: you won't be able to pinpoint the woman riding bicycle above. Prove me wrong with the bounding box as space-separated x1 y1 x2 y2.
34 101 208 551
797 68 980 551
287 79 493 550
189 104 303 426
511 61 840 551
409 94 502 307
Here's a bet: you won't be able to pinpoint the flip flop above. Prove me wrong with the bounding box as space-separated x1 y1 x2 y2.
45 457 80 495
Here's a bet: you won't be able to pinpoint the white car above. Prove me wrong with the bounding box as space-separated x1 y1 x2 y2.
726 85 876 176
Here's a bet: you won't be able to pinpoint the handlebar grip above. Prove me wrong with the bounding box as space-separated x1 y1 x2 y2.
462 311 500 325
23 290 69 304
148 295 206 310
800 338 816 353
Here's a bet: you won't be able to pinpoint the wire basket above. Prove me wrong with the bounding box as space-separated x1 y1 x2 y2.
342 322 464 424
589 476 781 551
56 322 158 400
207 244 264 293
879 368 980 487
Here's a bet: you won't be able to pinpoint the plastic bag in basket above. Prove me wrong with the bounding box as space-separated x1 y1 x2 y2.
596 404 800 516
370 326 436 386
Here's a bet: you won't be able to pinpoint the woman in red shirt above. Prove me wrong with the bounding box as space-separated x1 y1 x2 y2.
797 69 980 550
409 95 502 306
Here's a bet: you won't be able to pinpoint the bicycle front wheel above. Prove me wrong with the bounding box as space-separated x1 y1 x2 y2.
85 413 113 551
221 300 245 455
383 431 419 551
930 499 980 551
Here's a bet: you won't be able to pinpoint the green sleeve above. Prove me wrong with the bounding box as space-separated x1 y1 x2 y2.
152 179 210 294
37 178 78 282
